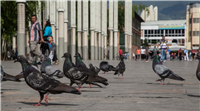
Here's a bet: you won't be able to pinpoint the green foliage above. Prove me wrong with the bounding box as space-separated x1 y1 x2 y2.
117 1 149 33
1 1 45 53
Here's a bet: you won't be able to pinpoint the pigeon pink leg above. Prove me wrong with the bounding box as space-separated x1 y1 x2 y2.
87 84 92 88
44 93 50 105
32 100 42 106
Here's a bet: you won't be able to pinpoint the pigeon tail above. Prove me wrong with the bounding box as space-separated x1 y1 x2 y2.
168 73 185 81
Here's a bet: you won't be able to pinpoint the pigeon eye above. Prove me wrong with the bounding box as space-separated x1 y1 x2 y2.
18 57 20 59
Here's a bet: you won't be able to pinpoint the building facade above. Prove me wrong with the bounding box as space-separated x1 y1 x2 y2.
140 5 158 21
141 20 186 51
119 12 144 55
186 3 200 52
132 12 144 55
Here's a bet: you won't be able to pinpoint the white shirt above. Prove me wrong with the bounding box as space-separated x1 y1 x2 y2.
133 53 135 57
141 49 145 54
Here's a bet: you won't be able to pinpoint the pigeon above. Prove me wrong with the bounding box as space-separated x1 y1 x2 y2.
114 56 126 79
41 55 64 79
196 52 200 81
74 53 108 88
62 53 102 91
89 63 100 75
99 61 115 74
14 55 81 106
1 65 5 82
152 54 185 85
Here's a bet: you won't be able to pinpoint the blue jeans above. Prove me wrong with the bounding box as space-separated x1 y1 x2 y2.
161 49 167 61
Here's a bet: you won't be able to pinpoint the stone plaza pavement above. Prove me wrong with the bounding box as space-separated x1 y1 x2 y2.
1 59 200 111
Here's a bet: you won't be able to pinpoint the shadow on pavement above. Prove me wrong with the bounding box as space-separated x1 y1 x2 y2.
80 90 101 92
18 101 79 106
187 94 200 98
146 82 183 86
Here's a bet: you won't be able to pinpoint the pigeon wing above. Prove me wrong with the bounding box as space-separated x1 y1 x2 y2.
154 64 169 76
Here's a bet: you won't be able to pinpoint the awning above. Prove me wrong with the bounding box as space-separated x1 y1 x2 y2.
192 50 198 53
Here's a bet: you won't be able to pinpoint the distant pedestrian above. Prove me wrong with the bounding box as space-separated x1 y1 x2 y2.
132 52 135 60
157 36 168 62
119 49 123 58
189 51 192 60
178 48 183 61
153 45 158 57
136 47 141 60
145 45 151 62
126 52 129 61
29 15 44 63
184 49 189 61
141 47 145 60
167 48 171 60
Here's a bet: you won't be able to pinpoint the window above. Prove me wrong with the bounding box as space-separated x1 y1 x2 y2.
193 31 199 36
193 18 200 23
145 30 147 34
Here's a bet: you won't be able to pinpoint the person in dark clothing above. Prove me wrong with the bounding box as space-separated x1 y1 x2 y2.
178 48 183 61
43 36 59 65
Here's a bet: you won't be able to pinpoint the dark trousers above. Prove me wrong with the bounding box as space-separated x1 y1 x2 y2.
53 51 58 61
179 53 182 60
146 55 149 61
141 54 145 60
40 43 49 55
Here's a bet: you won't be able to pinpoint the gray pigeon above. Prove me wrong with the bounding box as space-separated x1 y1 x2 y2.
14 56 39 80
152 54 185 85
14 55 81 106
41 56 64 79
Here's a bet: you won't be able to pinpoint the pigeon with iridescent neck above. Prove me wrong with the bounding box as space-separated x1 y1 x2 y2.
14 55 80 106
152 54 185 85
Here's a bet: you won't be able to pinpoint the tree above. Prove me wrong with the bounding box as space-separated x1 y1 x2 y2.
1 1 45 60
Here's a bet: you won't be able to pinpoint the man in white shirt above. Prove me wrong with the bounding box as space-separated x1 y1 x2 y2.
157 36 168 62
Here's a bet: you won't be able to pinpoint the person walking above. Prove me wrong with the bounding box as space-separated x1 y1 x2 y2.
43 36 59 65
141 47 145 60
29 15 44 63
167 48 171 60
153 45 158 57
178 48 183 61
136 47 141 60
41 19 52 55
157 36 168 62
184 49 189 61
132 52 135 60
145 45 151 62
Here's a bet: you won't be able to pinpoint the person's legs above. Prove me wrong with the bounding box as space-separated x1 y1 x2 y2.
29 41 44 62
146 55 149 61
186 53 189 61
160 49 164 62
41 43 49 55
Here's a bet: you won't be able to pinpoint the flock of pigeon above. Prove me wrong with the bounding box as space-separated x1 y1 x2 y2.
1 52 200 106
